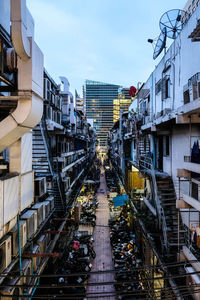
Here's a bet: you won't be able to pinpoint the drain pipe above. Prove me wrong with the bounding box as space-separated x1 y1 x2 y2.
0 0 43 152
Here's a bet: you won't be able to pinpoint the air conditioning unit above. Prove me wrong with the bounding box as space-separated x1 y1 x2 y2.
163 108 171 115
145 116 151 124
32 203 45 226
45 105 49 119
20 210 38 239
45 196 54 211
34 177 47 198
0 235 12 273
46 105 53 120
57 112 62 124
57 97 62 110
42 201 51 217
0 277 21 299
63 176 70 192
55 95 61 109
19 259 32 286
44 78 51 101
51 93 55 105
9 220 27 256
185 266 200 296
53 110 57 123
37 234 49 254
32 244 41 272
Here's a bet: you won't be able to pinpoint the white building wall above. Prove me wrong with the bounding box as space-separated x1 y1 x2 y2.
139 6 200 119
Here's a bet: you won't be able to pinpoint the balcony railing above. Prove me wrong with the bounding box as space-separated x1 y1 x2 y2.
183 155 200 173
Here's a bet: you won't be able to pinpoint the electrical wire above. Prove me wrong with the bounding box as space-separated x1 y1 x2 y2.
1 267 200 288
1 258 199 279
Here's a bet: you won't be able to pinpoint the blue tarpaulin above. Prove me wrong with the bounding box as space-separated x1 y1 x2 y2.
113 194 129 208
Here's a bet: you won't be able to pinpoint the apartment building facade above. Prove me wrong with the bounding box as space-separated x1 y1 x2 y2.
0 1 96 298
109 3 200 297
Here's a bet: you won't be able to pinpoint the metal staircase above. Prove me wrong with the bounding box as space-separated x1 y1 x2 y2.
32 123 52 177
32 120 64 211
140 154 185 258
156 176 185 257
48 177 64 211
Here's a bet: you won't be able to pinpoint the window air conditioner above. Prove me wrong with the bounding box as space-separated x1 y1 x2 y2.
45 196 54 211
0 277 21 298
9 220 27 256
34 177 47 198
19 259 32 286
20 210 38 239
32 244 41 272
37 234 49 254
32 203 45 226
0 235 12 273
42 201 51 217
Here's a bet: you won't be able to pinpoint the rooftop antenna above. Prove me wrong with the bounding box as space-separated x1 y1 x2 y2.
153 27 167 60
159 9 188 39
148 9 188 60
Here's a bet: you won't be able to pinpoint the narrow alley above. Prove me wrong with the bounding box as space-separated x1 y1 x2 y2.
86 166 116 299
1 1 200 299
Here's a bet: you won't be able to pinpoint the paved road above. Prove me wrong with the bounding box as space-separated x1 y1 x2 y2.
86 167 117 299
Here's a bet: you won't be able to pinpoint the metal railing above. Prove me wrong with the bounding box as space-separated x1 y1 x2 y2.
40 118 65 210
139 154 168 250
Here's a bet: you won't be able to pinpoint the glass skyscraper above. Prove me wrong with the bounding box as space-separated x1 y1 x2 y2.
84 80 120 147
113 88 132 124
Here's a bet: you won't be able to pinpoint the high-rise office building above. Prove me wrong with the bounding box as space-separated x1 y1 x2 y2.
75 89 85 115
113 88 133 123
84 80 120 147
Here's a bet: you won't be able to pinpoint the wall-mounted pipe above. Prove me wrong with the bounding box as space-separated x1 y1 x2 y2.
0 0 43 152
10 0 31 60
0 94 43 153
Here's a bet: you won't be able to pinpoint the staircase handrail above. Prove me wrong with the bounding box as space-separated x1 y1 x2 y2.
40 119 53 176
40 118 65 210
140 153 168 249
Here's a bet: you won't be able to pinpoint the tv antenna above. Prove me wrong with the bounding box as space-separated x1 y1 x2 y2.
153 27 167 60
159 9 188 39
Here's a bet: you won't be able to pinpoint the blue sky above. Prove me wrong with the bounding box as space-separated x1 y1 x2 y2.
27 0 186 95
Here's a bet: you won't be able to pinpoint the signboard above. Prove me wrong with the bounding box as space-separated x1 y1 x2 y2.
191 222 199 232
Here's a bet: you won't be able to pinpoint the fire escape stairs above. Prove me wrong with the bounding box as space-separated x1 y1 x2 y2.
156 176 185 256
32 120 65 211
32 123 52 177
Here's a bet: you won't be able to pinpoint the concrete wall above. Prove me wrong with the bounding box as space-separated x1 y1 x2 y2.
138 5 200 118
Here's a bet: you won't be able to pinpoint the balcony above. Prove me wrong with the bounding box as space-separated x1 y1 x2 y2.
183 156 200 174
178 193 200 211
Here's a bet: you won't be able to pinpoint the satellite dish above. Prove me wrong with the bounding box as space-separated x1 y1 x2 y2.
159 9 188 39
153 27 167 60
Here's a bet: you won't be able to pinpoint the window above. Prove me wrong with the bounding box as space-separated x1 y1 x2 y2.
193 83 198 99
183 89 190 104
155 80 162 95
162 77 170 99
164 136 170 156
198 82 200 98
